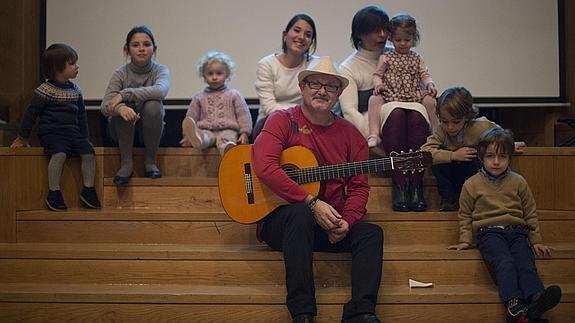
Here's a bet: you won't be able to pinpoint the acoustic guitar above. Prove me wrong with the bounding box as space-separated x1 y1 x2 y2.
218 145 431 224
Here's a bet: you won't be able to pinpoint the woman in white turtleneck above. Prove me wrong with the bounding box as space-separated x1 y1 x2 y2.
253 14 319 137
340 6 431 213
339 6 390 138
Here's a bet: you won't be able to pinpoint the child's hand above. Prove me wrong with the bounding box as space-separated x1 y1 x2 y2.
514 141 527 153
105 94 123 113
238 133 249 145
532 243 553 258
118 106 139 122
427 83 438 97
447 242 471 250
373 83 385 95
180 137 192 147
451 147 477 161
10 136 30 148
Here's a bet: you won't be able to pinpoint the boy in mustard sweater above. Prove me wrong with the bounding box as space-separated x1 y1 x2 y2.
420 87 498 211
448 128 561 323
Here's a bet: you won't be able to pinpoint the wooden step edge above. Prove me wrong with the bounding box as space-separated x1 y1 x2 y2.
2 243 574 261
17 209 575 222
3 283 573 304
103 177 218 186
0 147 222 157
17 209 231 221
99 176 436 187
2 146 573 157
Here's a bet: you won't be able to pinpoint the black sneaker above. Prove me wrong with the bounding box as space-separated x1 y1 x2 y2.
342 313 381 323
80 186 101 209
292 314 314 323
506 298 528 323
527 285 562 320
46 190 67 212
439 199 459 212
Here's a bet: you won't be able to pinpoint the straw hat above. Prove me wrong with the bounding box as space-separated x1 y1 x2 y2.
297 56 349 91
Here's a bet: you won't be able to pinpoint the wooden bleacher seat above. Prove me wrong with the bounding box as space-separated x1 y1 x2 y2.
0 146 574 322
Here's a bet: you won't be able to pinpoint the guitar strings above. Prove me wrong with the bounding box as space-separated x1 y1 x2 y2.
244 157 400 187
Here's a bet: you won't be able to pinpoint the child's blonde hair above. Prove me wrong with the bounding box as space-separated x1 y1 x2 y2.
389 13 420 47
197 51 235 81
477 128 515 160
436 86 478 120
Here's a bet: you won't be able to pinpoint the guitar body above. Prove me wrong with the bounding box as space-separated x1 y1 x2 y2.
218 145 321 224
218 145 431 224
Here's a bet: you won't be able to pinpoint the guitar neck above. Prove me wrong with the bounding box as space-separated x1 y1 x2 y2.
287 157 394 184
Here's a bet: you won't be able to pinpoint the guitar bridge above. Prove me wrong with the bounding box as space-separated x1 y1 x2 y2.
244 163 254 204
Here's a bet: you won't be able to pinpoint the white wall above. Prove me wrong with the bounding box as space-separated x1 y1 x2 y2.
46 0 560 101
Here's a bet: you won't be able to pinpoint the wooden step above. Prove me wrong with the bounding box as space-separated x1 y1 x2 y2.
1 243 573 287
3 242 575 261
100 176 441 211
16 209 575 245
101 147 221 178
0 283 573 322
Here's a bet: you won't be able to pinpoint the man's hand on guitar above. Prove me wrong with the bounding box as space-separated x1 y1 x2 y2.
328 220 349 244
312 199 342 230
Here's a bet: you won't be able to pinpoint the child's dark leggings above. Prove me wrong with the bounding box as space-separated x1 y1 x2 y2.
380 108 429 186
432 159 481 203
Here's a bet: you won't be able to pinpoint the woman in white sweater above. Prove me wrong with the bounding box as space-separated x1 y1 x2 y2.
339 6 431 212
253 14 319 136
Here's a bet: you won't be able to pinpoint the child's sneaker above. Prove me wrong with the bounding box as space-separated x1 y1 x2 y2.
439 201 459 212
439 197 459 212
527 285 562 320
223 141 236 154
46 190 67 212
506 299 528 323
182 117 205 148
367 135 379 148
505 298 528 323
80 186 101 209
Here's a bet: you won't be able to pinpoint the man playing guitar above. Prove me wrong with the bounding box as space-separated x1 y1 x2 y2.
252 56 383 323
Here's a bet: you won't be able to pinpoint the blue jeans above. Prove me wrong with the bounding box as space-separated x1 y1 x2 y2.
477 227 544 302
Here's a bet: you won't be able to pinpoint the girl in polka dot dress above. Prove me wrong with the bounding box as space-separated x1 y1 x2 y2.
367 13 438 148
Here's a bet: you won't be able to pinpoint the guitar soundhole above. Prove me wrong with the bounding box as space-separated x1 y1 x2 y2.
281 164 298 172
281 163 302 183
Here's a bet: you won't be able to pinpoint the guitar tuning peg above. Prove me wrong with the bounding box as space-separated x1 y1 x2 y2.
409 149 413 153
400 150 405 154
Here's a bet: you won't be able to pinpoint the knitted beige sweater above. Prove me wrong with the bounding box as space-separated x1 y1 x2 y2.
458 170 543 245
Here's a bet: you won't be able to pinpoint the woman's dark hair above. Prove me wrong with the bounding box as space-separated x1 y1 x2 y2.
124 25 157 51
390 13 420 47
282 14 317 61
41 43 78 80
351 6 390 50
477 128 515 160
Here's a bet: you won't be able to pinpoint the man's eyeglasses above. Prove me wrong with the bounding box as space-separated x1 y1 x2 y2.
304 80 340 93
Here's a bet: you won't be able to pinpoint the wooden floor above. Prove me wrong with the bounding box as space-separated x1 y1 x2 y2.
0 147 574 322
